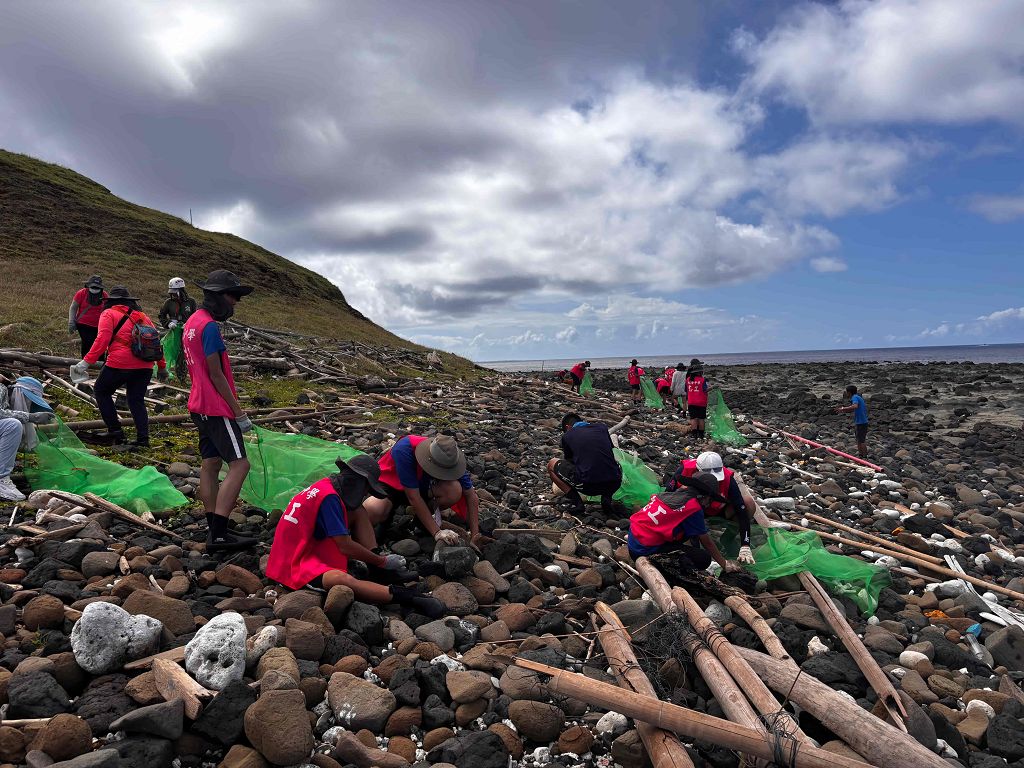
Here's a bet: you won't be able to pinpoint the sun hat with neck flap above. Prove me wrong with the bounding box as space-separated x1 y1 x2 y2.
414 434 467 480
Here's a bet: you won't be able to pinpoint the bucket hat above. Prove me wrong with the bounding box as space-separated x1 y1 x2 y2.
414 435 467 481
197 270 254 296
336 454 389 498
674 472 727 503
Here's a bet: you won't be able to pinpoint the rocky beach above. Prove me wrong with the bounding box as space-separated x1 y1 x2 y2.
0 353 1023 768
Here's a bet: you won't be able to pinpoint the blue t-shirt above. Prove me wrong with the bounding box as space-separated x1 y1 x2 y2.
313 495 350 540
851 394 868 425
201 322 226 357
390 436 473 491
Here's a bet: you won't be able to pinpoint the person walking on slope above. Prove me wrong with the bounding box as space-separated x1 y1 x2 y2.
266 454 445 617
836 384 869 458
547 412 623 516
159 277 196 382
626 360 643 405
68 275 108 358
685 359 709 439
183 270 256 552
0 378 55 502
568 360 590 393
71 287 167 448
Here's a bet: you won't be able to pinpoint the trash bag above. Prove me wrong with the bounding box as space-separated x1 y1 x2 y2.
579 371 595 396
161 325 184 379
240 426 364 512
25 418 187 515
706 389 747 446
640 378 663 409
586 448 664 511
747 527 891 615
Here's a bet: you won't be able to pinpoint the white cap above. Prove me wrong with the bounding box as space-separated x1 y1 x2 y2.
696 451 725 481
168 277 185 290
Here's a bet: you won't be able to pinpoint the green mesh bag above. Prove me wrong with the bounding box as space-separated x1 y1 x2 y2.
239 426 364 512
586 448 664 510
640 378 663 409
748 527 891 615
26 419 188 515
161 325 184 378
579 371 595 396
706 389 748 446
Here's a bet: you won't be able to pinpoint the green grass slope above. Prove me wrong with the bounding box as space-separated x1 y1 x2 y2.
0 149 442 361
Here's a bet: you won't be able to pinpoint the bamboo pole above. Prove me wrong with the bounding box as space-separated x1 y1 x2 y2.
751 420 884 472
593 602 696 768
670 587 808 744
514 658 875 768
737 647 951 768
723 596 796 669
801 512 943 565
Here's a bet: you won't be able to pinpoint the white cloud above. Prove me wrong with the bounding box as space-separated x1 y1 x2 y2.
968 194 1024 222
918 307 1024 338
977 307 1024 324
742 0 1024 125
810 256 849 273
554 326 578 344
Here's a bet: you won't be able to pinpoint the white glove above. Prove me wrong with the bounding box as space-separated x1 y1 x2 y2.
382 554 407 570
236 415 253 433
28 412 54 425
71 361 89 376
737 546 755 565
168 320 179 329
434 529 459 546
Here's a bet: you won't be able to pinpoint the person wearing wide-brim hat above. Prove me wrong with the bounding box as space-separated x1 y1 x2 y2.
626 359 643 405
265 454 445 617
182 270 257 553
361 433 484 550
627 472 741 573
71 286 167 449
68 275 109 357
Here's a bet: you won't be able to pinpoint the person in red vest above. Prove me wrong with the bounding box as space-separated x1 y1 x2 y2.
685 359 709 438
655 365 676 397
568 360 590 392
666 451 756 565
181 270 257 553
626 360 643 405
68 275 109 357
267 455 444 617
361 434 483 548
627 473 740 573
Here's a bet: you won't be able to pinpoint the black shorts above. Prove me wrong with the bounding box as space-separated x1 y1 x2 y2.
554 460 621 497
569 373 581 386
630 384 640 391
688 405 707 419
855 423 869 442
191 413 247 462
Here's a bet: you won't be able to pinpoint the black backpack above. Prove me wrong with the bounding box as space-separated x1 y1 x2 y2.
112 310 165 363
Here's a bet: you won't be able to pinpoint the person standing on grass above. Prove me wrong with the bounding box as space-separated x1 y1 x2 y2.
68 275 108 357
71 287 167 449
183 270 256 553
685 359 709 439
836 384 869 458
626 360 642 405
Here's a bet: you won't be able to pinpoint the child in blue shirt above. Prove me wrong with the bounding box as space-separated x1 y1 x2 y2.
836 384 869 458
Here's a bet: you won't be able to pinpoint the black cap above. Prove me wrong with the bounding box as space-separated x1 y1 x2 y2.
105 286 139 304
630 359 638 365
674 472 727 503
196 270 254 296
85 275 103 288
336 454 388 498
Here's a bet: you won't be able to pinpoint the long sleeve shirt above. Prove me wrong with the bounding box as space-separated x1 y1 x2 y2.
84 306 166 370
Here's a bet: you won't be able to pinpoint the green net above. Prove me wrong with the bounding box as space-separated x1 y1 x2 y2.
706 389 748 446
579 371 595 396
586 448 663 510
161 325 184 378
748 527 891 615
640 378 663 408
26 419 188 515
239 426 364 512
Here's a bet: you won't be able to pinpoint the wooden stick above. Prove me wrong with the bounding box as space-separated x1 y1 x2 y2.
737 646 951 768
751 421 884 472
723 596 796 669
671 587 808 744
124 646 187 671
81 492 184 541
514 658 875 768
153 657 212 720
801 512 942 565
593 603 696 768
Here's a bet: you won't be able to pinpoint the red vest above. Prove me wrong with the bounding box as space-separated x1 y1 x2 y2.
655 377 670 392
627 366 640 386
686 375 708 407
183 309 238 417
629 494 703 547
378 435 428 490
570 363 586 378
266 478 349 589
679 459 732 514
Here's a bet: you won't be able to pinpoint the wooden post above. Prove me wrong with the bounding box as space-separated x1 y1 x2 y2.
594 602 696 768
514 658 875 768
737 646 952 768
723 596 797 669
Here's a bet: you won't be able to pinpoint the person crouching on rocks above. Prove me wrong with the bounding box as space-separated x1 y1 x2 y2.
0 377 56 502
665 450 756 565
547 412 623 516
361 434 484 549
267 455 444 617
628 473 741 573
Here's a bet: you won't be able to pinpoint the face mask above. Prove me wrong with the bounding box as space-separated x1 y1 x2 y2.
331 472 369 511
86 288 103 305
203 292 234 321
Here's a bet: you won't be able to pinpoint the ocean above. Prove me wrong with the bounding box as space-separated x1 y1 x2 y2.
482 343 1024 372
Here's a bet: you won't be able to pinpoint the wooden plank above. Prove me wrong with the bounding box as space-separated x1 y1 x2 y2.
153 657 211 719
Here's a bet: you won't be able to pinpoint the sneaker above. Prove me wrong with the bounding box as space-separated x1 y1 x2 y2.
206 530 258 552
0 477 25 502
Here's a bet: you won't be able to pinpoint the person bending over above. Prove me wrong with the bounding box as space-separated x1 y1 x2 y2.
267 455 444 617
568 360 590 393
547 412 622 515
628 473 740 573
666 450 756 565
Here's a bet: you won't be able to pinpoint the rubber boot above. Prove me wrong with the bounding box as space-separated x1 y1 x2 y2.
206 513 257 553
390 585 445 618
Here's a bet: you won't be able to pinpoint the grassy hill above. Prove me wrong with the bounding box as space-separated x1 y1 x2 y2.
0 149 455 366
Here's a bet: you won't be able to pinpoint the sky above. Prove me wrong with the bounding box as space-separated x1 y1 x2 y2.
2 0 1023 361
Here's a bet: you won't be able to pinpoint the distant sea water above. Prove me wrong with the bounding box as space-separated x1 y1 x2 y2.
482 343 1024 372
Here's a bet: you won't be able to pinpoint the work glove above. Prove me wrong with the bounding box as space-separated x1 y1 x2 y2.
156 368 168 382
737 546 755 565
68 321 77 333
381 554 407 571
168 320 179 329
434 529 459 546
236 415 253 433
71 361 89 376
28 412 54 425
